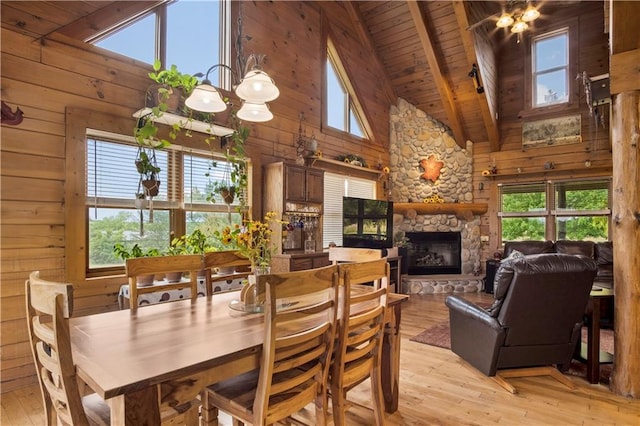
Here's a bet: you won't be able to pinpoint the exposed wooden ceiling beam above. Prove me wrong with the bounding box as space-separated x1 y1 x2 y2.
452 1 500 152
406 0 466 149
56 1 167 42
342 1 397 107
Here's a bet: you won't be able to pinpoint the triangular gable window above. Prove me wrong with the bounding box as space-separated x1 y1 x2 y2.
325 38 369 139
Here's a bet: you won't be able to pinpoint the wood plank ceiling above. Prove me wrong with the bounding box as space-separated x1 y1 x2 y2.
2 0 558 151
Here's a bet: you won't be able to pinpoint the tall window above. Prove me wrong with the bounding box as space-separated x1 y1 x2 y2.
532 28 569 107
323 173 376 248
499 179 611 243
92 0 230 88
325 39 367 139
86 134 244 271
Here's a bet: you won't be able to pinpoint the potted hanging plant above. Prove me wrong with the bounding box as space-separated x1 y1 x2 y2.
210 181 236 204
146 60 199 114
134 61 200 148
135 148 161 197
205 121 250 208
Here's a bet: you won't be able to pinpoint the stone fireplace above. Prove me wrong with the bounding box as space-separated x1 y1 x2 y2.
389 99 483 294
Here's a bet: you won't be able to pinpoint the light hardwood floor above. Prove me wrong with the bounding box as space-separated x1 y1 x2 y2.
2 293 639 425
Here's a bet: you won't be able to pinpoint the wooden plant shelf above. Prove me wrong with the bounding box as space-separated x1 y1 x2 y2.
393 202 488 220
133 108 234 137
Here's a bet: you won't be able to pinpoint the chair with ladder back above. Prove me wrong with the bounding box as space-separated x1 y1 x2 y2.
26 271 200 425
202 264 340 425
331 259 390 425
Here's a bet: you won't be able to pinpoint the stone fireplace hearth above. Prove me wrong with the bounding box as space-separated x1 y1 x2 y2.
390 99 484 294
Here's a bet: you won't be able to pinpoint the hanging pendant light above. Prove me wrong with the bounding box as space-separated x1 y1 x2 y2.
185 83 228 113
235 69 280 103
185 5 279 122
237 101 273 122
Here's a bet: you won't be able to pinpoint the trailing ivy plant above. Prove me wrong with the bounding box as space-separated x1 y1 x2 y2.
134 60 199 148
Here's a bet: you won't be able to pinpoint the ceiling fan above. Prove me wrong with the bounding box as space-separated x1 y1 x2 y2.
466 0 542 34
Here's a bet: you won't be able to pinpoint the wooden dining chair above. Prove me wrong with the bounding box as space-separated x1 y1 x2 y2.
25 271 200 426
332 259 390 426
202 250 251 296
201 264 341 426
329 247 382 265
125 254 203 311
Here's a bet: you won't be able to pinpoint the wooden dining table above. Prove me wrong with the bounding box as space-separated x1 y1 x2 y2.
70 289 408 425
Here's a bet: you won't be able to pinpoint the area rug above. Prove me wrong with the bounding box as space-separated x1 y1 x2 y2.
411 322 614 384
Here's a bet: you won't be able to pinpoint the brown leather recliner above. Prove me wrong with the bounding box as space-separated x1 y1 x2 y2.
445 253 597 378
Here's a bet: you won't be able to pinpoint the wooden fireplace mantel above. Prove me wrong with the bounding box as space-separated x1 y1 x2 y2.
393 202 488 221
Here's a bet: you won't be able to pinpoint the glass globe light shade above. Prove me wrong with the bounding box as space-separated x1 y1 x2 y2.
237 101 273 122
496 13 514 28
185 84 228 113
235 70 280 103
511 19 528 33
521 6 540 22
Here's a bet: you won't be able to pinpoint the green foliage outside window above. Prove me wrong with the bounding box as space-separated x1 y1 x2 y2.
89 209 169 268
556 188 608 210
502 191 545 213
501 182 610 242
557 216 608 241
89 209 242 268
502 217 546 241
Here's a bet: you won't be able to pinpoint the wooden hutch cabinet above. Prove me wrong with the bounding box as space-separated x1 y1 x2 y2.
263 162 329 272
284 164 324 203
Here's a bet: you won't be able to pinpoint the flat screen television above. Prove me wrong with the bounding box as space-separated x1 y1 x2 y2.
342 197 393 249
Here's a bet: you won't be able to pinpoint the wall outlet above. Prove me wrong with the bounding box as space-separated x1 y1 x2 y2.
480 235 490 242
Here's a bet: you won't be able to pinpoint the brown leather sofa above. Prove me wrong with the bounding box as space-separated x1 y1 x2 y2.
445 253 597 377
502 240 613 288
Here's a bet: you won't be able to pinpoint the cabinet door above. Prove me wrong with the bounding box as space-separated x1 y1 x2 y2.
290 258 313 271
306 169 324 202
285 165 307 202
311 253 331 269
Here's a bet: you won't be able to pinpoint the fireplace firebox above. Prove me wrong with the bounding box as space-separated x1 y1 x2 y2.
405 231 462 275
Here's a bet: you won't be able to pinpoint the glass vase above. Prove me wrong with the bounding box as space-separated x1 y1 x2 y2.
244 265 270 312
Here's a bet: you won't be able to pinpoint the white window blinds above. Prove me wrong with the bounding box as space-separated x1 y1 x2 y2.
87 138 168 203
323 172 376 248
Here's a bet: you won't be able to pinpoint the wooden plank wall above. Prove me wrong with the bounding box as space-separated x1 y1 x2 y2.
0 1 391 392
0 0 613 392
472 1 612 259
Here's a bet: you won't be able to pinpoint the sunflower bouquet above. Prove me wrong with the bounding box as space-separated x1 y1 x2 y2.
216 212 277 271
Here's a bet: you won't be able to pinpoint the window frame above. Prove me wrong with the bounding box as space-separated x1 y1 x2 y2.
321 36 372 142
498 178 612 244
524 19 579 115
65 109 250 282
89 0 232 90
532 28 569 108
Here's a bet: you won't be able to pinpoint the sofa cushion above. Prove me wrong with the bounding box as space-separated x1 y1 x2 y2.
555 240 595 257
595 241 613 282
503 240 554 257
595 242 613 264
